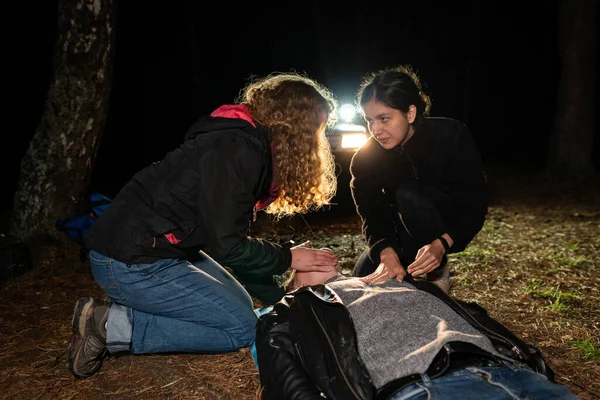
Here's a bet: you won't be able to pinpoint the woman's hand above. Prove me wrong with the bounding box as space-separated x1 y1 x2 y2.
290 241 338 272
360 247 406 284
407 238 446 277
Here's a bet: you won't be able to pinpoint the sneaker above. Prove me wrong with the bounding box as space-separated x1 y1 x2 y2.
67 297 111 378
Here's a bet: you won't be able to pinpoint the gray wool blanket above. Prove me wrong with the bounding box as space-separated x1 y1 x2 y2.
327 277 503 389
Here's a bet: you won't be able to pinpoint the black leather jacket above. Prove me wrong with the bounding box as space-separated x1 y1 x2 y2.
255 278 554 400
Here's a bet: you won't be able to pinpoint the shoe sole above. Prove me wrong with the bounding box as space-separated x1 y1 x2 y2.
72 297 94 336
67 297 95 378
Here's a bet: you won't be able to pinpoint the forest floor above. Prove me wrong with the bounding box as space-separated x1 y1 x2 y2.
1 169 599 400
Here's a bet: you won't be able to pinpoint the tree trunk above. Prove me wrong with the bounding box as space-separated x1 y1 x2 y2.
10 0 116 241
549 0 596 177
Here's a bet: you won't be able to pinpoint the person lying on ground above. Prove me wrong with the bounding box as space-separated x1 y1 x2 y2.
254 268 579 399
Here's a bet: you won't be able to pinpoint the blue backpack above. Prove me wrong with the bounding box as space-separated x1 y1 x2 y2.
56 192 112 260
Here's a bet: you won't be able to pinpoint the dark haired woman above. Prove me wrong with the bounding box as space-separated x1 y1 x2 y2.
350 65 487 292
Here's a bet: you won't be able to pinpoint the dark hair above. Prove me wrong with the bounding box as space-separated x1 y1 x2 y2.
356 65 432 124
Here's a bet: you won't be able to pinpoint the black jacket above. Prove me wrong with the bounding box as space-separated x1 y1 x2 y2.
350 117 487 257
86 109 291 283
255 278 554 400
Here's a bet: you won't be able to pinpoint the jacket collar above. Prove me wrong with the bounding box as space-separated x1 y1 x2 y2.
210 104 256 127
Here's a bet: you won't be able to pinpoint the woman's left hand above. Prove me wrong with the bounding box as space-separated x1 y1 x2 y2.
290 241 338 272
407 240 445 277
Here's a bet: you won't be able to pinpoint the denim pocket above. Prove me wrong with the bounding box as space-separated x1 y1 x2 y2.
90 254 129 303
89 251 112 265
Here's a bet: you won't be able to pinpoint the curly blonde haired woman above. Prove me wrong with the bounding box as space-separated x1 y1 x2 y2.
67 72 339 379
242 73 337 217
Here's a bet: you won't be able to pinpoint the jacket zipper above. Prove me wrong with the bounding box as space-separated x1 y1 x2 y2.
397 212 413 239
395 149 418 241
405 152 419 181
400 146 419 181
310 303 362 400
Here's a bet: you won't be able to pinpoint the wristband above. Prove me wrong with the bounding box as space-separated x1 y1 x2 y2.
437 236 450 254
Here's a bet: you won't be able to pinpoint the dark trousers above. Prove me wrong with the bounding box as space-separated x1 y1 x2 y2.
353 182 449 277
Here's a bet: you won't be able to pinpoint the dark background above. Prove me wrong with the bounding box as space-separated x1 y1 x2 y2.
8 0 599 212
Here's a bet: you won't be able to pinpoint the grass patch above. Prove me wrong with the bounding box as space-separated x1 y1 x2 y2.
544 249 591 268
569 339 600 361
451 246 495 262
481 222 496 231
525 280 580 313
566 242 580 252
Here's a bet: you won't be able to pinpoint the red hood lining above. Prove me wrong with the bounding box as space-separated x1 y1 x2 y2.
210 104 256 127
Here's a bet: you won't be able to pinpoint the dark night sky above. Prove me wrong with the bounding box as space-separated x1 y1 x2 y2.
6 0 599 214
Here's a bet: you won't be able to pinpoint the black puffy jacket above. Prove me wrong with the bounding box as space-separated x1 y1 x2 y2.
86 106 291 284
255 278 554 400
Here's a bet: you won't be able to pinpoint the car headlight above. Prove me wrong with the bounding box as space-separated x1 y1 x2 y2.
341 133 368 149
339 104 357 122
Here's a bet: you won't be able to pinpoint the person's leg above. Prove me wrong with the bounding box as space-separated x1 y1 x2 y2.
90 250 257 354
395 183 451 291
467 364 580 400
351 246 379 277
352 182 451 282
390 365 579 400
67 296 112 378
390 369 502 400
394 183 447 260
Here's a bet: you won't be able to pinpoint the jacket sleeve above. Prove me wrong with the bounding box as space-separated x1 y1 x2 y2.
197 133 291 281
350 145 402 259
443 124 488 252
256 302 324 400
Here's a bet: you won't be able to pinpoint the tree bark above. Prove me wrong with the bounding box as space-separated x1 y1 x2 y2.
549 0 596 177
10 0 116 241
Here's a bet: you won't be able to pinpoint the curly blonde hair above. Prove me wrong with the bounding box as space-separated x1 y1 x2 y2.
239 72 338 217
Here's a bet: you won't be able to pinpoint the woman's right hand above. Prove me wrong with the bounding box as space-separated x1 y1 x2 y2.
360 247 406 284
290 241 338 272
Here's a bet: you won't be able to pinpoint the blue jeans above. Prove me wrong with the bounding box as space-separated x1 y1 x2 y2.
89 250 257 354
390 364 579 400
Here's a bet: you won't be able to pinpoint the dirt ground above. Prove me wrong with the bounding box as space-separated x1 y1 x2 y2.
1 169 599 400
